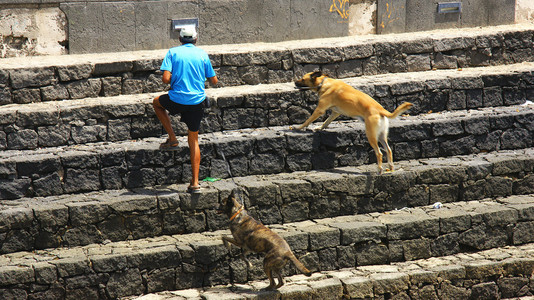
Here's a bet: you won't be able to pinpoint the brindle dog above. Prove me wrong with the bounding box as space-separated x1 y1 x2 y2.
219 189 311 290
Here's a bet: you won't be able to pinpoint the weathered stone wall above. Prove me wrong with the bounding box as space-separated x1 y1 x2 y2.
1 106 533 200
1 62 533 151
0 7 67 57
0 194 532 298
517 0 534 24
0 150 533 253
0 0 524 57
378 0 516 34
1 26 533 105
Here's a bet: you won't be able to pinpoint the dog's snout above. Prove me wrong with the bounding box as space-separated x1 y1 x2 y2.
294 80 306 87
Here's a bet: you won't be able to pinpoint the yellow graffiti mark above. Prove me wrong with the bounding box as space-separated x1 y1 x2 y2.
329 0 350 20
380 2 400 29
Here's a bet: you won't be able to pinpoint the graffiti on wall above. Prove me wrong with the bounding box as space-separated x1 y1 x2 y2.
379 2 401 29
330 0 350 21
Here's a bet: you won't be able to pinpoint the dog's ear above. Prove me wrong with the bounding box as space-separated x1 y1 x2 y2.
310 71 323 82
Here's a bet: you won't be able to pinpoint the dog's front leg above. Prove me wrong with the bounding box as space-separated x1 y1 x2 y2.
295 103 329 130
222 236 240 251
240 250 253 268
320 111 341 130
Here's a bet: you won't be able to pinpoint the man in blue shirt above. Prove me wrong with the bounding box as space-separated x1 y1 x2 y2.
153 26 218 193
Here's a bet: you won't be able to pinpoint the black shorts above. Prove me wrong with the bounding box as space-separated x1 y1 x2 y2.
158 94 205 132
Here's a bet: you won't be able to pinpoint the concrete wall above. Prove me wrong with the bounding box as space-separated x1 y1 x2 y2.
516 0 534 24
0 7 67 57
0 0 525 57
378 0 517 34
59 0 348 54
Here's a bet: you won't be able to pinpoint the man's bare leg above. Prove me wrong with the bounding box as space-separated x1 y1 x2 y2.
188 130 200 187
153 96 178 144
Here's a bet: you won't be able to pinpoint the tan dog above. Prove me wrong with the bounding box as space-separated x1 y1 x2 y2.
219 189 311 290
294 71 413 174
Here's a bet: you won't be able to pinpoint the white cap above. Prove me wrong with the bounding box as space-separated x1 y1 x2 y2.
180 25 197 39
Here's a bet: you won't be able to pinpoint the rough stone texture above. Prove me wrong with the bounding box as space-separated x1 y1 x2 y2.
0 152 533 256
2 61 534 150
1 24 533 98
1 240 531 299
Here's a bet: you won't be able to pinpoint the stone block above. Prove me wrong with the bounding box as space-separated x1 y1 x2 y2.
0 178 31 200
497 277 530 298
430 264 466 282
33 262 58 285
379 212 439 240
9 67 56 89
128 246 182 270
373 171 417 194
241 181 280 207
402 238 432 261
281 201 309 223
342 276 374 298
249 153 285 175
57 64 93 81
307 278 343 300
371 272 409 294
66 79 102 99
105 268 144 299
355 242 390 266
33 172 63 197
0 265 34 285
51 257 92 278
37 124 71 147
34 204 69 228
278 283 313 300
458 225 508 250
190 239 228 266
67 201 112 226
470 282 499 300
41 84 69 101
331 222 386 245
513 221 534 245
0 207 33 231
464 260 504 280
63 168 101 193
303 225 340 251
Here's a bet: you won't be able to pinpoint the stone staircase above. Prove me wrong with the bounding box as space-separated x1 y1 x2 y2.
0 24 533 299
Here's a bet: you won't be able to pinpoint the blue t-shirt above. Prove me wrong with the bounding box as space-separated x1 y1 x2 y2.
160 44 216 105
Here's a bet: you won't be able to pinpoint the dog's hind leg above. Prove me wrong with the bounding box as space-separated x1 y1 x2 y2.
365 115 384 174
275 268 285 289
264 265 276 290
378 117 394 172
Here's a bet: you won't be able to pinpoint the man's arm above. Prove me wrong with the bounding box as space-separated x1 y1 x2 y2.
208 76 218 86
162 71 172 84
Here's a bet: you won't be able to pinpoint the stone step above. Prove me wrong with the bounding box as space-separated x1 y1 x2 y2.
0 195 532 299
2 62 534 150
122 243 534 300
0 24 533 106
1 103 533 200
1 148 533 253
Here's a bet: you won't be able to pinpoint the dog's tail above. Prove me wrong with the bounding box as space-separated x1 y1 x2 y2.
287 252 312 276
382 102 413 119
